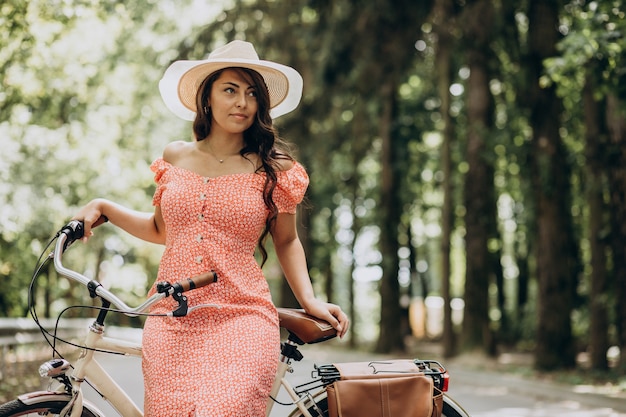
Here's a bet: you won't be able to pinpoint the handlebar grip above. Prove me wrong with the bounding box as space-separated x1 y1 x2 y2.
161 272 218 317
92 215 109 228
176 271 218 292
60 220 85 245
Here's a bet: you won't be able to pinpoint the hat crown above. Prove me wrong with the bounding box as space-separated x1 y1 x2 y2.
208 40 259 61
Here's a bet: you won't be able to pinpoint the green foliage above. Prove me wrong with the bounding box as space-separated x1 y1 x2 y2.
0 0 195 318
544 0 625 101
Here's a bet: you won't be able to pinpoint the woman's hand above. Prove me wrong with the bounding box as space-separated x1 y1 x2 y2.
72 198 108 242
303 299 350 339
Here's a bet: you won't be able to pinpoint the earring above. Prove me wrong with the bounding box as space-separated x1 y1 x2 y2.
203 106 209 114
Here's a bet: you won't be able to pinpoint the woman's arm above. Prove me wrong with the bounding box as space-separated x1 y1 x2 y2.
73 198 166 244
272 212 349 338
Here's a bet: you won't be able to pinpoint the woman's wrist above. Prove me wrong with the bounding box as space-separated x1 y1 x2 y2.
300 297 321 312
92 198 111 219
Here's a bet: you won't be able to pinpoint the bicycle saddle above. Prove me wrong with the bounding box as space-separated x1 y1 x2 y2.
277 308 337 344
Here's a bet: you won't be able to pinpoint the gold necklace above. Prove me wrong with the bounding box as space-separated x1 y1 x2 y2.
205 143 239 164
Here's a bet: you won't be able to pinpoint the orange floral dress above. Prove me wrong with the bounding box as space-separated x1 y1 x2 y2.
142 157 309 417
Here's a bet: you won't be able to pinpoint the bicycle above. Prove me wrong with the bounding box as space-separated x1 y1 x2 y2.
0 220 470 417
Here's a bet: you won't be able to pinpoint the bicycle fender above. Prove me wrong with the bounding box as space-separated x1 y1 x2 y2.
17 391 106 417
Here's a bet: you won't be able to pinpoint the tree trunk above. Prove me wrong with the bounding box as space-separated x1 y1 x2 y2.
606 93 626 371
348 167 360 349
516 246 530 323
376 79 404 353
461 0 497 353
527 0 577 370
583 72 609 371
433 0 457 359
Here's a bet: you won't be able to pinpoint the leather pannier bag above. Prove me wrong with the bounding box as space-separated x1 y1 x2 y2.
325 360 443 417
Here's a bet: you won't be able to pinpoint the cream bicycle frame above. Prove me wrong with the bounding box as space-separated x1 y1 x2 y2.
266 353 323 417
65 323 143 417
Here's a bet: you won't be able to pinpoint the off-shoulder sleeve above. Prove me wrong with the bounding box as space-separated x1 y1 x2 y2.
274 162 309 214
150 157 170 206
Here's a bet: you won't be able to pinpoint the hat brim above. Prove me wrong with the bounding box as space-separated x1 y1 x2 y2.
159 58 303 121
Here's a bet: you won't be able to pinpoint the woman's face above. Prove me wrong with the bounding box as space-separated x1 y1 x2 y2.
207 68 258 135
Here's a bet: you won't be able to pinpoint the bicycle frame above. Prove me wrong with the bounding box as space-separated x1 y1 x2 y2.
67 324 143 417
266 343 325 417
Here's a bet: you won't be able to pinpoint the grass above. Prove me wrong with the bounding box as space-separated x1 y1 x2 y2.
0 360 46 403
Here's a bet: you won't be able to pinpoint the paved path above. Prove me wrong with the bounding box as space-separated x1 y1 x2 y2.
448 367 626 417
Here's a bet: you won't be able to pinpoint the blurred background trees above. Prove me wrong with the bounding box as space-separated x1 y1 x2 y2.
1 0 624 373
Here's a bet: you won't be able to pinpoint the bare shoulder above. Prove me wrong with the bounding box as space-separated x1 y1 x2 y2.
275 157 295 172
163 141 192 164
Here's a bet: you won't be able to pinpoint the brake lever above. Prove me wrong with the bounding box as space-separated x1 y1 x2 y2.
171 293 189 316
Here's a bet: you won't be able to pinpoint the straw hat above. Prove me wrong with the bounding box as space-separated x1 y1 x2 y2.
159 40 303 120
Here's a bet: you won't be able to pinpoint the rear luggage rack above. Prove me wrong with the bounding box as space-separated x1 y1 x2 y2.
315 359 449 392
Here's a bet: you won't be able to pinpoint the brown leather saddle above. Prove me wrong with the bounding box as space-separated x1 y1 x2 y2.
277 308 337 344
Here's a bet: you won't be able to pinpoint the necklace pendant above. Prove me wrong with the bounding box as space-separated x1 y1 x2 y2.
219 159 224 163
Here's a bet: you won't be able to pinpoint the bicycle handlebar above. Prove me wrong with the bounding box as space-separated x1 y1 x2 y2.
53 220 218 317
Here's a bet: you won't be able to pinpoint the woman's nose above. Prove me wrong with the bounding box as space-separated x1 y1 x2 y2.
236 92 248 108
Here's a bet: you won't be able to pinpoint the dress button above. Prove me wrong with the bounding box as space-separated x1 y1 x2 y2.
203 178 209 184
199 193 207 201
198 214 204 221
195 255 203 264
196 235 203 242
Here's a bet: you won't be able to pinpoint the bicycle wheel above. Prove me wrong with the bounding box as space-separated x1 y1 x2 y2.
0 398 100 417
441 395 471 417
288 393 470 417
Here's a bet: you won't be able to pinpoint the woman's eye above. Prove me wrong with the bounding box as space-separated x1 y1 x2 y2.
248 90 257 98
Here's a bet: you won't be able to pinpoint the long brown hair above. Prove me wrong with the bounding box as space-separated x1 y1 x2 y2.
193 67 294 266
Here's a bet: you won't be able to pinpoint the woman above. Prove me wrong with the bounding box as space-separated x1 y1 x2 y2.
74 40 349 416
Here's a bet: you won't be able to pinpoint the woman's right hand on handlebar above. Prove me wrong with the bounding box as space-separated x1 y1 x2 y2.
72 198 109 242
